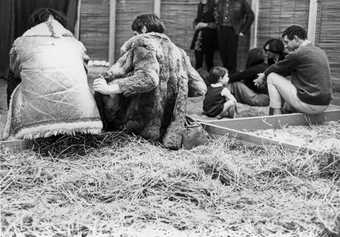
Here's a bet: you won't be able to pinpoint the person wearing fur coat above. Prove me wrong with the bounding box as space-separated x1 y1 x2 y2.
93 14 207 149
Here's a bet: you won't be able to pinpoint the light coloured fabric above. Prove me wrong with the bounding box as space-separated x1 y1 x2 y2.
3 19 102 139
267 73 328 114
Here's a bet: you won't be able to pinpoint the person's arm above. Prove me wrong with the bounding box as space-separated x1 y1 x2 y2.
94 46 160 96
221 88 237 102
264 52 298 78
183 53 207 97
239 0 255 35
229 64 267 83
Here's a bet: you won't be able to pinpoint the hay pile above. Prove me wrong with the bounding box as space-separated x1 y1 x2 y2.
1 133 339 236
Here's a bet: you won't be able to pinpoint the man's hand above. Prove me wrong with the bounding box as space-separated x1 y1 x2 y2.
239 32 244 37
254 73 265 88
93 77 120 95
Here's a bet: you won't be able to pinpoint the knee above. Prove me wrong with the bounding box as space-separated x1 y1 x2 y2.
267 72 281 85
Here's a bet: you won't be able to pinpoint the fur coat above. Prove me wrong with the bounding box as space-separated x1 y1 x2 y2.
98 32 207 149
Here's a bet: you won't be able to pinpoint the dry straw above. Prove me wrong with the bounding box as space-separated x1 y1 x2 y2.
1 133 339 236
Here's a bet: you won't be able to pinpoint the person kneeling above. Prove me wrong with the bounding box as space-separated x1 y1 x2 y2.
203 66 237 119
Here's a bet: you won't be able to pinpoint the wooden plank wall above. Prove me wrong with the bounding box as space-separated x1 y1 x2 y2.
115 0 154 59
315 0 340 82
161 0 252 71
79 0 110 61
256 0 310 48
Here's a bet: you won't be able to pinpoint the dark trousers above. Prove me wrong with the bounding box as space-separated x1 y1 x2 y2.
217 26 239 74
195 50 214 72
228 82 269 106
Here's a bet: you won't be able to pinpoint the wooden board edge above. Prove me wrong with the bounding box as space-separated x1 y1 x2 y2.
0 139 33 151
202 122 337 156
204 109 340 130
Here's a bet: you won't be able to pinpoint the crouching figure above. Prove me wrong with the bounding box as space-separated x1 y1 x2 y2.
93 14 207 149
3 8 102 140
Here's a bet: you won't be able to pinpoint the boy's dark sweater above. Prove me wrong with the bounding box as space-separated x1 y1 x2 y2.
264 43 332 105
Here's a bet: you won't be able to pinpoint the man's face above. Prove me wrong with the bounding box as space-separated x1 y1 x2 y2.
283 35 299 52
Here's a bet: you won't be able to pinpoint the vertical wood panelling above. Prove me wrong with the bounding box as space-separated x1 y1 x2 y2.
315 0 340 80
115 0 154 59
80 0 110 61
256 0 310 48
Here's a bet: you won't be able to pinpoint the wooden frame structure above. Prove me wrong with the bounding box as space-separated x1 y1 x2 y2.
201 109 340 153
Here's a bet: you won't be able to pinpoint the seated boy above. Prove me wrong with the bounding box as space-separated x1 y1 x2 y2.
203 66 237 119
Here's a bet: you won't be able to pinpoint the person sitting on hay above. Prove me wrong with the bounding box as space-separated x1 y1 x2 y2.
2 8 103 140
254 25 332 115
93 14 207 149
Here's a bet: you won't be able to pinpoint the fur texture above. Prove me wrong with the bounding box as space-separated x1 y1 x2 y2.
99 33 207 149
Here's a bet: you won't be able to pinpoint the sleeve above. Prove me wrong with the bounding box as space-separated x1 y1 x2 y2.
9 42 20 78
102 50 134 82
229 64 267 83
184 54 207 97
239 0 255 34
112 46 160 96
78 41 90 74
264 52 298 78
193 3 203 26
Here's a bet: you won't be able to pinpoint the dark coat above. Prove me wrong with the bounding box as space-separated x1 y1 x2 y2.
215 0 254 34
190 2 217 53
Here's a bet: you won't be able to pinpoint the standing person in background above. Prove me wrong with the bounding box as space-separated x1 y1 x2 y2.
254 25 332 115
190 0 217 72
215 0 254 74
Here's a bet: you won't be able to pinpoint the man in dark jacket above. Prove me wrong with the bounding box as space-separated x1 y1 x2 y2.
254 25 332 115
215 0 254 73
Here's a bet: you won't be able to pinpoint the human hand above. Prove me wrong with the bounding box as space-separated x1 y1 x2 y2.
254 73 265 88
239 32 244 37
195 22 208 30
93 77 118 95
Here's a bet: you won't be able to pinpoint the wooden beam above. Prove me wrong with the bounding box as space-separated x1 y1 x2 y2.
0 139 32 151
307 0 318 44
250 0 259 48
74 0 82 39
154 0 161 17
109 0 117 64
201 109 340 131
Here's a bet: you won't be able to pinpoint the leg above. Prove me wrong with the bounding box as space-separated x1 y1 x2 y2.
194 50 203 69
217 100 237 119
267 73 328 114
204 49 215 72
217 26 238 73
228 82 269 106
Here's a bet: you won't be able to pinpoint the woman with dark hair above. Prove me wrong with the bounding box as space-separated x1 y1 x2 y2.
3 8 102 140
93 14 207 149
263 38 286 65
227 39 286 106
190 0 217 71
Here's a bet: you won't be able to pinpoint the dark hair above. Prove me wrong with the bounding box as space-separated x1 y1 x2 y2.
282 25 307 40
27 8 68 30
263 38 284 54
207 66 228 85
246 48 265 68
131 14 165 33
